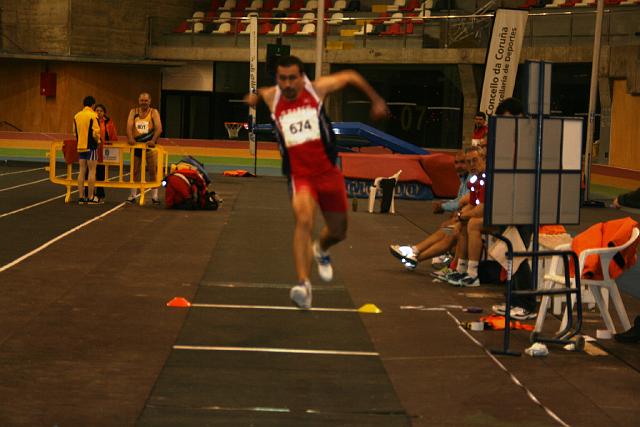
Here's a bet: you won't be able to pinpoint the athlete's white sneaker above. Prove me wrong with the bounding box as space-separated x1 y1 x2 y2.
313 241 333 282
290 281 312 309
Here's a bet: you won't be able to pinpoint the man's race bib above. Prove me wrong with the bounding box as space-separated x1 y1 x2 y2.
279 107 320 148
135 120 149 134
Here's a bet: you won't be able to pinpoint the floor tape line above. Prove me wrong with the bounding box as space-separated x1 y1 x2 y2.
444 310 570 427
173 345 379 357
191 303 359 313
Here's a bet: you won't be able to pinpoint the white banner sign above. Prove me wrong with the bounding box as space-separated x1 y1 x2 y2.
479 9 529 116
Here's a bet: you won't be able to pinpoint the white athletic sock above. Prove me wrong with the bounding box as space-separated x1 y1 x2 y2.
151 188 158 199
467 260 479 278
457 259 468 273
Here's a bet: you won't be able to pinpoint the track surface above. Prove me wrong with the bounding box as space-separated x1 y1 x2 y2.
0 163 639 426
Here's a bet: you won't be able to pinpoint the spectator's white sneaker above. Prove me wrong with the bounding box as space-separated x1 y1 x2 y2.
313 241 333 282
290 281 312 309
492 303 537 320
509 307 537 320
492 303 506 315
389 244 418 270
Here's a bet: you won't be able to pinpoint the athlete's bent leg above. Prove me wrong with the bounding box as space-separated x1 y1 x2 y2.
318 211 348 251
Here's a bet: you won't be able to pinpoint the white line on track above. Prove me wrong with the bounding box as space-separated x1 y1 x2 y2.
191 303 360 313
444 310 570 427
0 172 75 193
200 281 344 290
0 201 126 274
0 173 129 219
0 167 46 176
173 345 379 357
0 193 69 219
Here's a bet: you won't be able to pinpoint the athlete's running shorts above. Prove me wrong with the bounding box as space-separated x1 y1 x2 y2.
291 167 348 213
78 148 98 161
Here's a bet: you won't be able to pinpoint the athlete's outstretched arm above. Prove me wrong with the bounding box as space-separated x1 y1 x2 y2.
245 86 276 113
313 70 390 120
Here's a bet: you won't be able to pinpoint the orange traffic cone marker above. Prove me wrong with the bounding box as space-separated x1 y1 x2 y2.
166 297 191 307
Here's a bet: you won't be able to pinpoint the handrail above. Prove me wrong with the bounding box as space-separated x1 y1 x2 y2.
48 141 169 206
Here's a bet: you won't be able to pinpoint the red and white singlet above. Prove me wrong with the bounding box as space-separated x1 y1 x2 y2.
272 76 335 177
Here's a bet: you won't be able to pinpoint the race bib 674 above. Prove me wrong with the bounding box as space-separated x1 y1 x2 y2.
279 107 320 147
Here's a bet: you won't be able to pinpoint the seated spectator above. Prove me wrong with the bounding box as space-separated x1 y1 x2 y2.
388 149 469 269
613 188 640 210
441 147 487 288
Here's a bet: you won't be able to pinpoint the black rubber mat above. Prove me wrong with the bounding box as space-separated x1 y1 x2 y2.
138 177 409 426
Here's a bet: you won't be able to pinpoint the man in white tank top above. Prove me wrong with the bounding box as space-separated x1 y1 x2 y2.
126 92 163 204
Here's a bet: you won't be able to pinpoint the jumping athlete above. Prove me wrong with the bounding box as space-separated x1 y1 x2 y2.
246 56 389 308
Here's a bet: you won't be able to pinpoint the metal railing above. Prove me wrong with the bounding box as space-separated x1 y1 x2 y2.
48 142 169 206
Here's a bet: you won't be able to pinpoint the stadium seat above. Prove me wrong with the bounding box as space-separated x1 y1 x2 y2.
414 0 433 10
259 22 274 34
545 0 564 7
575 0 596 6
284 22 302 34
290 0 305 10
220 0 237 10
297 22 316 34
273 0 290 10
400 0 420 10
301 0 318 10
388 0 407 11
262 0 277 9
383 12 403 24
381 22 403 35
329 0 346 10
354 23 374 35
246 0 263 10
234 0 250 11
328 12 343 24
214 11 232 23
268 23 287 34
212 22 232 33
210 0 223 10
299 12 316 23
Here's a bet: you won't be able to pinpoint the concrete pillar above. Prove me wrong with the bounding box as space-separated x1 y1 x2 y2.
597 77 611 165
458 64 478 147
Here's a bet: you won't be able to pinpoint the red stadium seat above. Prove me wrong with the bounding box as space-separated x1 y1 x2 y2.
290 0 305 10
263 0 277 9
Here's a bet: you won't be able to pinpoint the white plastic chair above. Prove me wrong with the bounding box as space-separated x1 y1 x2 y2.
534 227 638 335
329 0 346 11
368 170 402 214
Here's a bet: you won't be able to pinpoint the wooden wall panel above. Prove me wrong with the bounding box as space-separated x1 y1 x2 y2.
610 79 640 170
0 60 161 135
